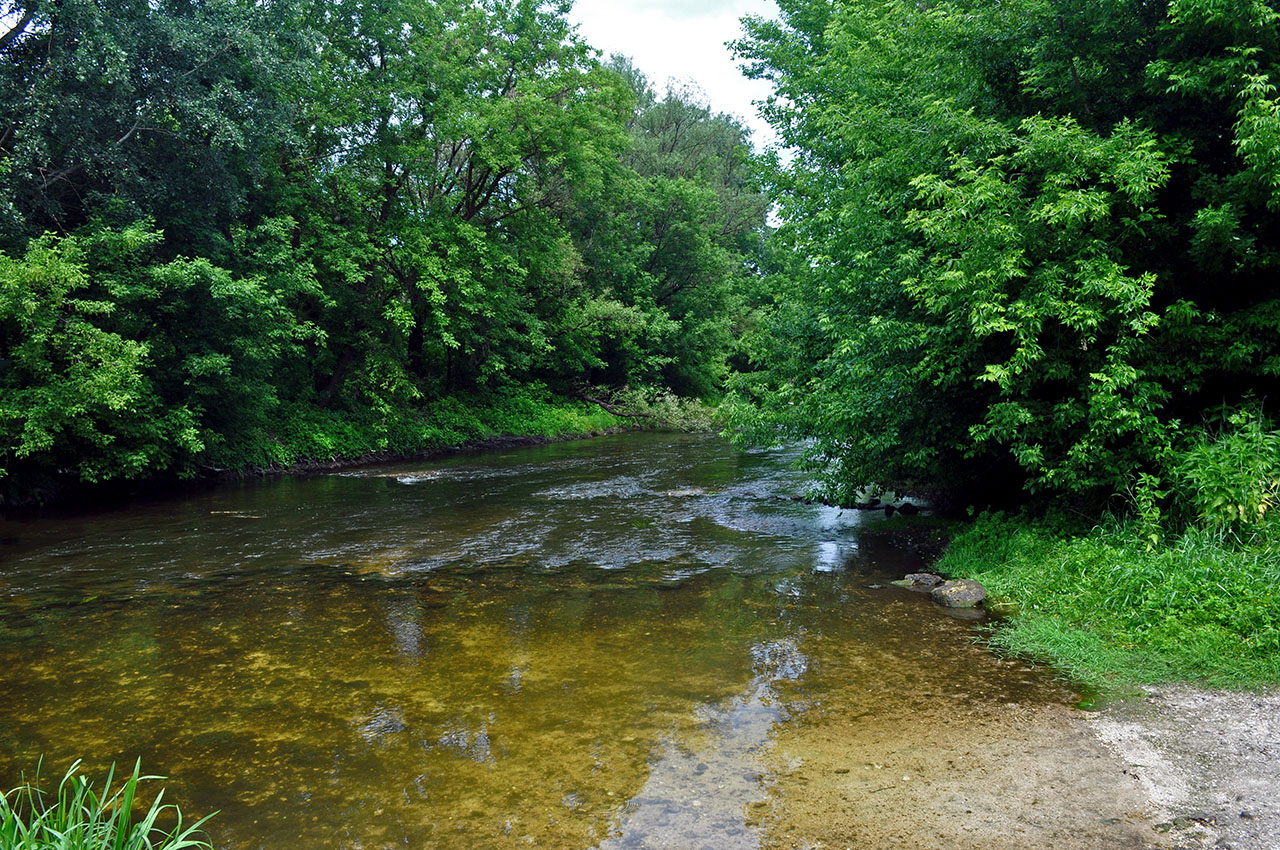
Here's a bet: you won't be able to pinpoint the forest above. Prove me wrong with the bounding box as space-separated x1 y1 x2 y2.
0 0 768 502
3 0 1280 682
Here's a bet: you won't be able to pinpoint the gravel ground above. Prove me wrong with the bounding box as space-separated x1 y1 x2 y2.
1090 686 1280 850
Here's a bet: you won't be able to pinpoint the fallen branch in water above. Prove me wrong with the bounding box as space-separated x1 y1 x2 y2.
573 392 656 420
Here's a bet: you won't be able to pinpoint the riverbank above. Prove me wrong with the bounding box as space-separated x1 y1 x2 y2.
935 513 1280 693
1092 684 1280 850
2 389 717 510
757 513 1280 850
759 674 1280 849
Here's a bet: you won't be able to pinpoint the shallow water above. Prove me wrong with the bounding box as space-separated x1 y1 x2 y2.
0 433 1072 849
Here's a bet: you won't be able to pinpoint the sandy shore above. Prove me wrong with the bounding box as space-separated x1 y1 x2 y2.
1090 686 1280 850
756 683 1280 850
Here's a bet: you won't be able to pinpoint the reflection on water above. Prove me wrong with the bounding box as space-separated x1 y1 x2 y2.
0 433 1068 849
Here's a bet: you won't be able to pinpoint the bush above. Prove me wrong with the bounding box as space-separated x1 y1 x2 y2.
1172 409 1280 543
0 760 213 850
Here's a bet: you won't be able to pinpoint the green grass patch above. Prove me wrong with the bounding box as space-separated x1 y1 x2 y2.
939 513 1280 693
1 760 213 850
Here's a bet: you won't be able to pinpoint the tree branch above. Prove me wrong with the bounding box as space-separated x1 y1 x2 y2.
0 7 34 54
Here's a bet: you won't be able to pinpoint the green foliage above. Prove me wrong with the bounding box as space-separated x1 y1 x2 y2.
0 0 766 503
730 0 1280 507
0 223 317 501
201 388 622 471
566 64 769 398
1172 409 1280 540
585 386 720 432
0 230 197 492
0 760 213 850
0 0 302 255
941 512 1280 690
904 115 1171 495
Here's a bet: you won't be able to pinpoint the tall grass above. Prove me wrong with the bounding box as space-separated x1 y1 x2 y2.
941 513 1280 693
937 411 1280 695
0 761 213 850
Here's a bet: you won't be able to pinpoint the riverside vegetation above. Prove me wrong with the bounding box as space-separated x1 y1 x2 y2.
3 0 1280 823
0 761 212 850
727 0 1280 694
0 0 763 504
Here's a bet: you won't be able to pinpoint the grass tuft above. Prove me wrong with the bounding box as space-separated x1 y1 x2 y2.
0 760 214 850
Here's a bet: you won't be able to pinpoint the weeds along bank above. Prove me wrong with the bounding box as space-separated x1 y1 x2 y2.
0 762 212 850
941 515 1280 692
0 388 716 508
939 412 1280 693
236 387 717 473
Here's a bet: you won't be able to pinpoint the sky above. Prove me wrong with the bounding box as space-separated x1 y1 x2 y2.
567 0 781 150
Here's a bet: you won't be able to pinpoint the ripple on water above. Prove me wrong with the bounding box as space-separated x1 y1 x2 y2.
0 433 1077 850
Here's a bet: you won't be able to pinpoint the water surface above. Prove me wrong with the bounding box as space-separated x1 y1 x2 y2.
0 433 1071 849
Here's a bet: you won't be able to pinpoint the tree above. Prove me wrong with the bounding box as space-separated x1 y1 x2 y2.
273 0 634 406
567 62 769 397
730 0 1280 507
0 0 301 257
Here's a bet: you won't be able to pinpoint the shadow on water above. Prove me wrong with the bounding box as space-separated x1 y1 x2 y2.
0 433 1071 850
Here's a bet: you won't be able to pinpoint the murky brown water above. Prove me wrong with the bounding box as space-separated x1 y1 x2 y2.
0 433 1077 849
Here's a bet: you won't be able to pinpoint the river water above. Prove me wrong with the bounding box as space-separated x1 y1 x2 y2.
0 433 1075 849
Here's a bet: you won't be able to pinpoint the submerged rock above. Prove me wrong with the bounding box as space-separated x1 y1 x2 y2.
904 572 943 588
931 579 987 608
890 572 943 590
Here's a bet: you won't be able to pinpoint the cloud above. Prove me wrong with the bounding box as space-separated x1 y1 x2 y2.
569 0 779 147
625 0 756 18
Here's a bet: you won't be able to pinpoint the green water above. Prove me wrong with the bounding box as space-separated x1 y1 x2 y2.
0 433 1069 849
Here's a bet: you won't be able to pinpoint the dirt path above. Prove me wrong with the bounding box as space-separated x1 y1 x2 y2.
756 685 1280 850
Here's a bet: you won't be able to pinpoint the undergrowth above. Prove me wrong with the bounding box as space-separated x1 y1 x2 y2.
197 385 720 473
199 387 626 471
941 513 1280 693
938 410 1280 694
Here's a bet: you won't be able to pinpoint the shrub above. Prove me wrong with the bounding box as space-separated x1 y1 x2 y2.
1172 409 1280 542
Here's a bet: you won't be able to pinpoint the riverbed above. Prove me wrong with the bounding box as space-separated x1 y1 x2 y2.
0 433 1175 848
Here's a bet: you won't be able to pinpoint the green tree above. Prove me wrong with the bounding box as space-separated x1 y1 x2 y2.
730 0 1280 507
0 0 302 257
568 62 769 397
0 222 316 500
0 229 189 497
274 0 633 407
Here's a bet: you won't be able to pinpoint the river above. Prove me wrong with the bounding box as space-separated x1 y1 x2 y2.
1 433 1146 849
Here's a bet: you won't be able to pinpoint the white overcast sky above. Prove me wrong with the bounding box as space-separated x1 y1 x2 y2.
568 0 781 150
